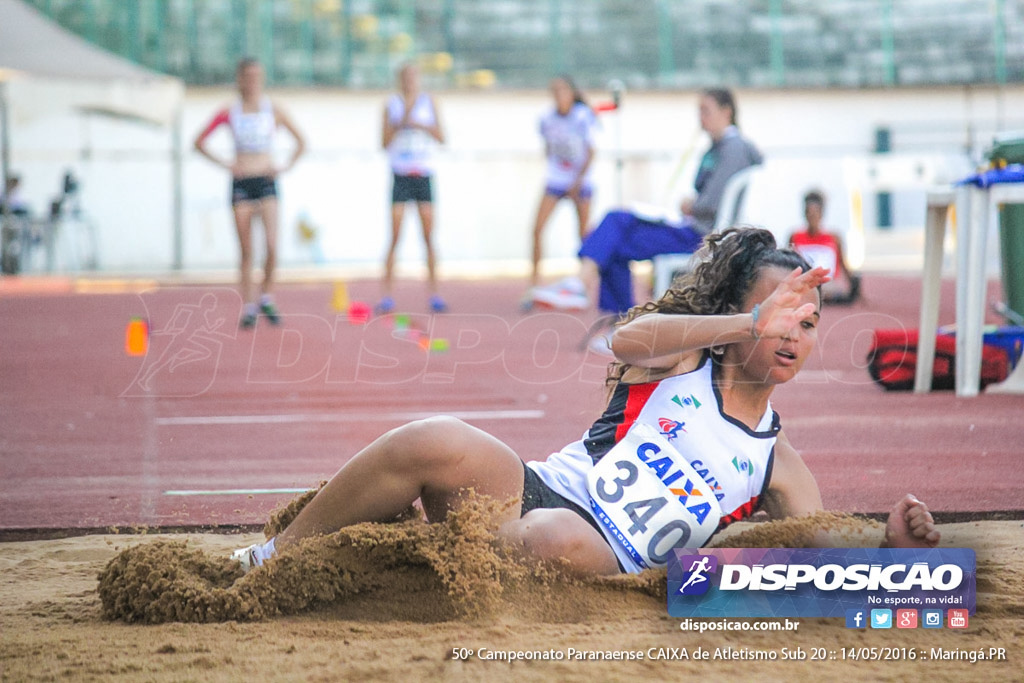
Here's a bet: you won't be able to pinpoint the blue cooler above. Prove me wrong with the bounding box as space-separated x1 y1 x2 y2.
938 325 1024 368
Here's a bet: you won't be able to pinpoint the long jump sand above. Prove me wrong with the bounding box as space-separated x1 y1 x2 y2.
1 504 1021 681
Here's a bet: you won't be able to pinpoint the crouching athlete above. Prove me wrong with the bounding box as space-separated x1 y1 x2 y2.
234 227 939 575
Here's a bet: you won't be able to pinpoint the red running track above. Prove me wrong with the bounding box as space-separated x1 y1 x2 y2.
0 274 1021 531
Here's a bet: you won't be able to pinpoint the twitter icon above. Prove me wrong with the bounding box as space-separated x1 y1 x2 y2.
870 609 892 629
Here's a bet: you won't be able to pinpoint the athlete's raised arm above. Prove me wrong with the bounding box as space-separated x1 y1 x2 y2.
611 266 830 370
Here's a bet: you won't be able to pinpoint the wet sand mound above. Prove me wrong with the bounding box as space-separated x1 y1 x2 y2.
99 491 893 625
713 510 884 548
99 496 528 624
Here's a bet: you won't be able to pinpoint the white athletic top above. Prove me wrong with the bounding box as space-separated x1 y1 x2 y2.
539 102 598 189
386 93 438 176
527 354 778 573
228 97 276 154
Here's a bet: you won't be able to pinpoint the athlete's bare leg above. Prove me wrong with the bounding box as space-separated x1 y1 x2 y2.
500 508 620 576
274 416 620 574
383 203 405 297
233 201 257 303
572 195 592 242
416 201 438 294
276 417 525 547
257 196 279 296
530 193 560 287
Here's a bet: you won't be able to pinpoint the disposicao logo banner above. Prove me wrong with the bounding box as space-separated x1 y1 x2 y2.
667 548 975 618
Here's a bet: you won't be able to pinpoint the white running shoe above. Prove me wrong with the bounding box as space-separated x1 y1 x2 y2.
531 277 589 311
231 544 261 573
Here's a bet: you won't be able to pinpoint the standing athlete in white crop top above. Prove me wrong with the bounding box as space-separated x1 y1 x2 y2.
233 228 941 576
194 58 305 329
377 63 447 316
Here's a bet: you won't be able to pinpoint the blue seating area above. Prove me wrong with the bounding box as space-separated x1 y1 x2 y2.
24 0 1024 88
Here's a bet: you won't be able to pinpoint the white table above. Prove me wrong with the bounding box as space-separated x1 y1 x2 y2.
916 182 1024 396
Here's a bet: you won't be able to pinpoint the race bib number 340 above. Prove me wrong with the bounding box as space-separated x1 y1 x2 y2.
586 424 722 570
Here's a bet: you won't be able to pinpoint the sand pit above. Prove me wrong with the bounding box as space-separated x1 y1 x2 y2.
2 500 1022 682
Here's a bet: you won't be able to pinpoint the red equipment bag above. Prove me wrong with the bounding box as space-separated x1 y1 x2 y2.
867 329 1009 391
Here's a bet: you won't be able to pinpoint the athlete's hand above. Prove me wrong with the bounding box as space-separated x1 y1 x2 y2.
882 494 941 548
753 266 831 339
399 108 418 130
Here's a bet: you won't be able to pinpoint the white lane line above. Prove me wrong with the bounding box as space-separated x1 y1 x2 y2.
164 488 314 496
155 409 545 426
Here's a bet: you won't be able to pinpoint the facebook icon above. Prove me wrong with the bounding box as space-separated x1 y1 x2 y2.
845 609 867 629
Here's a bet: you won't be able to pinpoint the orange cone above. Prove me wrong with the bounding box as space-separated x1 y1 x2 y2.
125 318 148 356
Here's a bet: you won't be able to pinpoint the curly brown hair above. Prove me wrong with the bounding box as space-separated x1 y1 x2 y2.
605 226 814 389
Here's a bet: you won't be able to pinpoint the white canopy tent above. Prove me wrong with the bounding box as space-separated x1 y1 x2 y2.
0 0 186 269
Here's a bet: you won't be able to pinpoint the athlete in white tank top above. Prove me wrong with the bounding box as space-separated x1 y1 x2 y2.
529 354 777 572
539 101 598 192
232 230 942 579
378 64 447 315
385 93 438 177
193 58 305 330
527 76 598 291
228 97 276 155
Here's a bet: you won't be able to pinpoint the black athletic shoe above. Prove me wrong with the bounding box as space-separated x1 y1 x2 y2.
240 311 257 329
260 301 281 325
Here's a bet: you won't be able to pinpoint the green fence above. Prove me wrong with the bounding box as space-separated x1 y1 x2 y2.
25 0 1024 88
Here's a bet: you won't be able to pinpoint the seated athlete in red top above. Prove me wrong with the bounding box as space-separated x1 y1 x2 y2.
788 190 861 305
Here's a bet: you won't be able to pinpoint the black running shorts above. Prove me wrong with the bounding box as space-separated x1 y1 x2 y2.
231 175 277 205
391 173 433 204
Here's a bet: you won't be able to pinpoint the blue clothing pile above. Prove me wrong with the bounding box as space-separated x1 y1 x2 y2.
956 164 1024 188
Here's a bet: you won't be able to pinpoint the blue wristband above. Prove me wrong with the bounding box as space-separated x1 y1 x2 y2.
751 304 761 339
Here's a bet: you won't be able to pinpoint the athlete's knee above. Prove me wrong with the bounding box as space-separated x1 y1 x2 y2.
383 416 471 472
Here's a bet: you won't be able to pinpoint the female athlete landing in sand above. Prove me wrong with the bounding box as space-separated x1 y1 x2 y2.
235 227 940 575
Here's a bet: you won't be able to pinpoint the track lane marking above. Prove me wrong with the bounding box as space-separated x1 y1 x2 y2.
155 409 545 426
